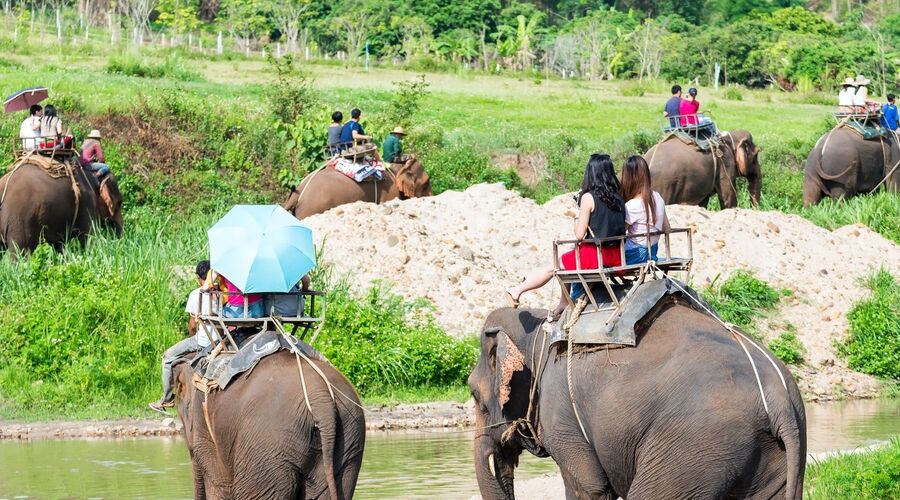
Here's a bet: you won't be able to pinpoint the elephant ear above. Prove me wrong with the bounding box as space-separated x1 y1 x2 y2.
394 162 416 198
497 332 525 409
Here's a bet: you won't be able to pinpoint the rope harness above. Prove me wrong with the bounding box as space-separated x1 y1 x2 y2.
1 152 82 230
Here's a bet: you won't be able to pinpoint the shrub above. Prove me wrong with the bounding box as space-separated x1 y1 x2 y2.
724 87 743 101
704 270 780 329
105 53 202 81
620 81 647 97
382 75 430 130
839 270 900 379
768 330 805 364
314 283 477 394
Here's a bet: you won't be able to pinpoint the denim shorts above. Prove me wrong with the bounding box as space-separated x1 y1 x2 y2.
625 243 659 265
223 300 266 318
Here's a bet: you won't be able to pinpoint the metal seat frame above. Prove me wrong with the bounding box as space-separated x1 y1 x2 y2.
553 228 694 325
196 289 326 354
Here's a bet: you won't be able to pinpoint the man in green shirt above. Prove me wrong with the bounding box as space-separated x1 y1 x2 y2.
382 126 407 164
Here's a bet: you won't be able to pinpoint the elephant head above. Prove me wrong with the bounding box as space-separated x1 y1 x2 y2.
394 158 433 199
97 175 124 236
469 308 547 500
729 130 762 206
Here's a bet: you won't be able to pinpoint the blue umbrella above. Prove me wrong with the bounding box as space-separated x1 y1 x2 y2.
208 205 316 293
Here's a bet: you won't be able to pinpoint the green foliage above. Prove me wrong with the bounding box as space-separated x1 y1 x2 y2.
266 54 320 126
724 87 744 101
105 53 202 81
838 270 900 380
619 81 646 97
314 283 477 395
704 270 780 329
805 438 900 500
383 75 430 129
800 192 900 244
768 328 805 365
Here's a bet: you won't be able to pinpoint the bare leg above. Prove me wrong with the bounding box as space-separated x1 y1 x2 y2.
506 264 555 303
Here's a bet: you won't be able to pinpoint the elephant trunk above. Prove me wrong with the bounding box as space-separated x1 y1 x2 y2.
473 414 516 500
113 211 124 237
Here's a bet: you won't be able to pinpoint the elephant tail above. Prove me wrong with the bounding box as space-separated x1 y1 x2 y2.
776 413 804 500
317 399 342 500
283 186 299 212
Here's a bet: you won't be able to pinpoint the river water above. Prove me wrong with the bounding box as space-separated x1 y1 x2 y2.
1 399 897 499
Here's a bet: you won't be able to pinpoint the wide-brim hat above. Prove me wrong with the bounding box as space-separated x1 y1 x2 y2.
391 126 406 136
855 75 871 86
842 77 856 86
87 129 102 139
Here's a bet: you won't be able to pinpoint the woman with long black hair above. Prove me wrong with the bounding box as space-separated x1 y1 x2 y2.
505 153 626 320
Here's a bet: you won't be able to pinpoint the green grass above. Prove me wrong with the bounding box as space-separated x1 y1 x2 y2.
805 439 900 500
703 270 782 335
839 270 900 380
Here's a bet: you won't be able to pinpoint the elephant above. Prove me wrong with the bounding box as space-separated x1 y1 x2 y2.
645 130 761 208
173 349 366 499
284 158 433 219
803 125 900 206
469 300 806 499
0 159 123 255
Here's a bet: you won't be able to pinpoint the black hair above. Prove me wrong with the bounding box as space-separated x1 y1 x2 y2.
195 260 210 279
688 87 698 96
889 94 896 102
332 111 343 123
579 154 625 212
351 108 361 119
671 85 682 95
43 104 57 117
29 104 42 115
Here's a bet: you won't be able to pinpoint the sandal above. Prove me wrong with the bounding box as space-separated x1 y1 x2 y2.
504 290 520 309
148 401 174 415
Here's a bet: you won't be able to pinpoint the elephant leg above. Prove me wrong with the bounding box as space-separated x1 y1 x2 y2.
802 176 824 207
551 442 616 500
560 466 614 500
191 461 207 500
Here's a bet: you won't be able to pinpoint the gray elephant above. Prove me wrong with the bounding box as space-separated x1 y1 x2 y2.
173 350 365 499
0 159 123 254
803 125 900 206
469 302 806 499
645 130 761 208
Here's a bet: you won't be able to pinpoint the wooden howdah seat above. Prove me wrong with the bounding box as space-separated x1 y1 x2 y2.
553 228 694 326
196 289 326 354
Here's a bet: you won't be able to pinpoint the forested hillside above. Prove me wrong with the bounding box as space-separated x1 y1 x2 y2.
7 0 900 92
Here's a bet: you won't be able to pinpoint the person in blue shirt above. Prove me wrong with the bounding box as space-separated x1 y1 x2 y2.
881 94 899 131
339 108 373 145
663 85 682 129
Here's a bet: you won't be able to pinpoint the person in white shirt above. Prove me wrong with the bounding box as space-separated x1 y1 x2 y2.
19 105 41 150
838 77 856 112
620 155 670 265
853 75 870 112
149 260 217 414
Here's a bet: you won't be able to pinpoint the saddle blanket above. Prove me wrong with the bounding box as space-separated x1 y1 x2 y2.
550 278 717 347
191 330 328 390
326 157 385 182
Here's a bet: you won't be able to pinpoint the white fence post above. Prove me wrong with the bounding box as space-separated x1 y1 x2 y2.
217 31 223 54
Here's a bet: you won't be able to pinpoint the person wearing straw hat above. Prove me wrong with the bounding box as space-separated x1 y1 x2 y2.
838 77 856 112
79 129 110 177
382 126 410 164
853 75 871 113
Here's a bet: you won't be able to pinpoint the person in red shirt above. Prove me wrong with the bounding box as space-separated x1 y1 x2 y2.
679 87 701 127
80 129 110 177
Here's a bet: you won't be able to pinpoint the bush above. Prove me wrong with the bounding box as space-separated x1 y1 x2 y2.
105 53 202 82
620 82 647 97
839 270 900 379
724 87 743 101
768 330 805 364
314 283 477 395
704 270 780 329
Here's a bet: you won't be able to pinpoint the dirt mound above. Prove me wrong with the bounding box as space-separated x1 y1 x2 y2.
304 183 900 400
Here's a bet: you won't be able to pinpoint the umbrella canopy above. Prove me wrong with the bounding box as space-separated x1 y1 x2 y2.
4 87 48 114
208 205 316 294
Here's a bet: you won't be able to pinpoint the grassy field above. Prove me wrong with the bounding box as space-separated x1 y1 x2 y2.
0 42 897 420
805 439 900 500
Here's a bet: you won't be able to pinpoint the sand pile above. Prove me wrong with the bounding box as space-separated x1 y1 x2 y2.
304 183 900 399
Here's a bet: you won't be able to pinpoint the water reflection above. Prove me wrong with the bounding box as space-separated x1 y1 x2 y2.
0 399 896 499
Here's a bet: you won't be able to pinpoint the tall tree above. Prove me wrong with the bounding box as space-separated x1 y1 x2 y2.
272 0 312 51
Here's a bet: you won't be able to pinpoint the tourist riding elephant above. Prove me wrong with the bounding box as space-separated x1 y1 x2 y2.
803 125 900 206
645 130 761 208
173 350 366 499
284 158 433 219
470 300 806 499
0 159 123 255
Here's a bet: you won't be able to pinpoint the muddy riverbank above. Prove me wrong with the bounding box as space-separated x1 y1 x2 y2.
0 400 476 440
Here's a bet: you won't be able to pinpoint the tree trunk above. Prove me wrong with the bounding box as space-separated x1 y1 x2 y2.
199 0 219 22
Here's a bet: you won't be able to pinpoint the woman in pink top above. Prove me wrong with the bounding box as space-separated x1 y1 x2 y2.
679 87 700 127
220 274 265 318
